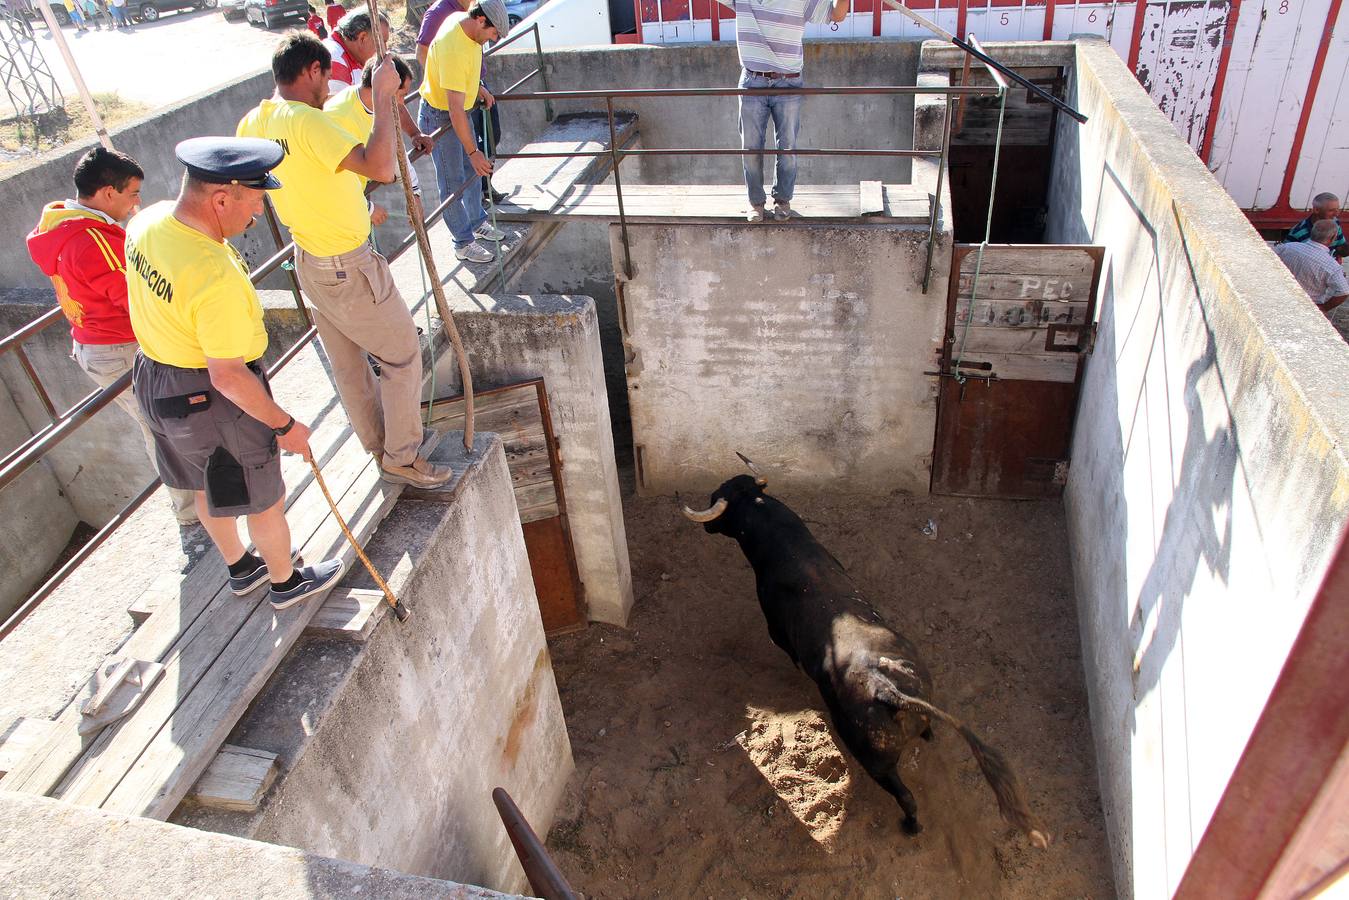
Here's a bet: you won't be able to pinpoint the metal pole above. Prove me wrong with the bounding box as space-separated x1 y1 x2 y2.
533 25 553 122
262 197 312 327
33 0 113 148
922 96 954 294
605 96 633 280
13 345 57 421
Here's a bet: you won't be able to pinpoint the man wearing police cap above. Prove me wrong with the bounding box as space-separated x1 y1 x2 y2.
127 137 345 611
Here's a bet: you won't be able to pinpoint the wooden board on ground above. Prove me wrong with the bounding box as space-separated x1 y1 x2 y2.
422 379 586 634
184 745 278 812
494 183 931 225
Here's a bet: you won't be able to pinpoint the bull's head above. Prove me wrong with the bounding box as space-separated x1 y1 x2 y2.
681 453 769 533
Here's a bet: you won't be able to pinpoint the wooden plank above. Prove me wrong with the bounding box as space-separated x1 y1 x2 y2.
91 461 403 819
127 572 184 626
522 517 587 636
958 325 1054 354
495 183 930 224
956 271 1089 301
183 745 278 813
514 480 558 513
51 427 388 812
956 352 1080 383
519 500 562 525
0 718 53 777
859 181 884 216
304 588 387 642
2 720 275 813
954 298 1089 327
958 247 1097 280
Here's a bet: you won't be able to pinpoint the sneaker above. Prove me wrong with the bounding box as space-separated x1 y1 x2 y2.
455 240 495 263
379 456 454 489
772 200 792 221
747 205 766 223
473 222 506 242
268 559 346 611
229 547 303 596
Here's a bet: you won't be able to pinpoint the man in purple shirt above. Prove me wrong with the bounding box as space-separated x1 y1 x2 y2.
417 0 504 205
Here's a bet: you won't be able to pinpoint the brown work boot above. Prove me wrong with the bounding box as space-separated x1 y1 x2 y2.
379 456 454 489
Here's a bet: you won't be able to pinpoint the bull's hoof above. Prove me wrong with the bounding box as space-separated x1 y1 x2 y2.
902 816 923 836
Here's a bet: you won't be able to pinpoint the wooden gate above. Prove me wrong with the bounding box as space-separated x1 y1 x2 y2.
931 244 1104 499
423 379 586 635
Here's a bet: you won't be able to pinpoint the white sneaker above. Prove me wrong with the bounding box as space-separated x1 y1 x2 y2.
473 222 506 242
455 241 495 263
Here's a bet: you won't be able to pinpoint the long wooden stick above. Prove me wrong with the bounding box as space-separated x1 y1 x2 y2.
308 458 410 622
366 0 476 452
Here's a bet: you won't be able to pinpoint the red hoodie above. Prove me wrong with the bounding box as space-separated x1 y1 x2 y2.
27 201 136 345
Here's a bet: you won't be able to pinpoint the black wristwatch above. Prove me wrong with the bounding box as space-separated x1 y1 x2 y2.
272 415 295 436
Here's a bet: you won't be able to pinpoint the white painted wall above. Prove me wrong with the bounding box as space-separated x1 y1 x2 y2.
1042 38 1349 899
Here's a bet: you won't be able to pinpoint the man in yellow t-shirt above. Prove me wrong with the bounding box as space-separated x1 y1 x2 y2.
417 0 509 264
128 137 344 611
238 31 451 490
325 54 422 227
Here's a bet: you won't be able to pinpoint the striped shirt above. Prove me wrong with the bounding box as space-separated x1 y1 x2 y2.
734 0 833 75
1274 239 1349 306
1285 216 1346 257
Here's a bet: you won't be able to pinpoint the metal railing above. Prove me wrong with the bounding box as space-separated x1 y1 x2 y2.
0 24 549 639
488 82 1002 286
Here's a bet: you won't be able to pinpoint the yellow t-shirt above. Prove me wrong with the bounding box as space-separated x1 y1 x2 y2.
236 98 368 257
126 202 267 369
419 13 481 112
324 87 373 190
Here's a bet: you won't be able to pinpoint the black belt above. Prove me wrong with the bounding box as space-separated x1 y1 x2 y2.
746 68 800 79
144 356 264 376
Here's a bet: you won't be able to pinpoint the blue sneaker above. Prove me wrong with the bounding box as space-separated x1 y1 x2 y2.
228 547 302 596
268 559 346 611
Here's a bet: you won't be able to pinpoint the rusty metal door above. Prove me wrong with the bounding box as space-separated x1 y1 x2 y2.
931 244 1104 499
423 379 587 635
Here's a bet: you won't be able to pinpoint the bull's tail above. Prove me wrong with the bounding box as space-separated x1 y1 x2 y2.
885 688 1050 849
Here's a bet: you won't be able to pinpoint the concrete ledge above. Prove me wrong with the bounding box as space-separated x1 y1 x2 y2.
0 792 519 899
175 434 573 896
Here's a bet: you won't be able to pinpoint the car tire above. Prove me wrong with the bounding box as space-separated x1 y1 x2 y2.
508 13 519 25
262 10 273 27
50 4 70 24
139 3 157 19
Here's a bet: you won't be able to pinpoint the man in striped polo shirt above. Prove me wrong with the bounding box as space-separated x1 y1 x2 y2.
1285 191 1346 259
1274 218 1349 315
734 0 848 222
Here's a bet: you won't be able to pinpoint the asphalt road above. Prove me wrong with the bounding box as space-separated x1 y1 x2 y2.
8 7 288 115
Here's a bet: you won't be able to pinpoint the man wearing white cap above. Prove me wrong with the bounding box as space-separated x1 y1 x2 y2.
417 0 510 263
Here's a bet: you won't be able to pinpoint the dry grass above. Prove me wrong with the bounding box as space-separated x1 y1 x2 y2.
0 92 152 174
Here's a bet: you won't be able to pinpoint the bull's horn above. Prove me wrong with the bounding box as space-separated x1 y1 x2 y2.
681 498 728 523
735 451 768 486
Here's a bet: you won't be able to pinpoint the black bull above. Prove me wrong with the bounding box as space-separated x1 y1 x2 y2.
683 467 1048 847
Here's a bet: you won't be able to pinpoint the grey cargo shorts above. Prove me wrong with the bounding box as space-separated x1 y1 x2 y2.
132 352 284 518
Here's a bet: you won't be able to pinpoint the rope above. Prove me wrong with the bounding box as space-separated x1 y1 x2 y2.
951 84 1008 384
308 458 409 622
364 0 475 453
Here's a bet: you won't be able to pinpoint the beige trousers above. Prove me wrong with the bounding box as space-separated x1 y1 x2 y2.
294 243 423 468
72 340 198 523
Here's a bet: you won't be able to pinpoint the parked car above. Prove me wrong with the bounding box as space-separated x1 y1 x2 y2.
129 0 215 22
219 0 245 20
244 0 304 28
503 0 539 27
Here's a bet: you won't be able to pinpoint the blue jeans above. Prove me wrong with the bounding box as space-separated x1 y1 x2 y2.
418 101 485 248
738 69 804 207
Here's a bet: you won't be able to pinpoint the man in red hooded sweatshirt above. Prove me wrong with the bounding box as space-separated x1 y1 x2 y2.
27 146 198 525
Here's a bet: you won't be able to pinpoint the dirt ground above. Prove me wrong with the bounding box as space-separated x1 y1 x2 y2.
545 486 1114 900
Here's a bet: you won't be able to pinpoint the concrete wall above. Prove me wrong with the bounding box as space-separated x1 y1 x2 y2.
0 793 521 899
179 436 572 896
426 294 634 625
1043 38 1349 898
616 219 948 496
486 39 921 187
